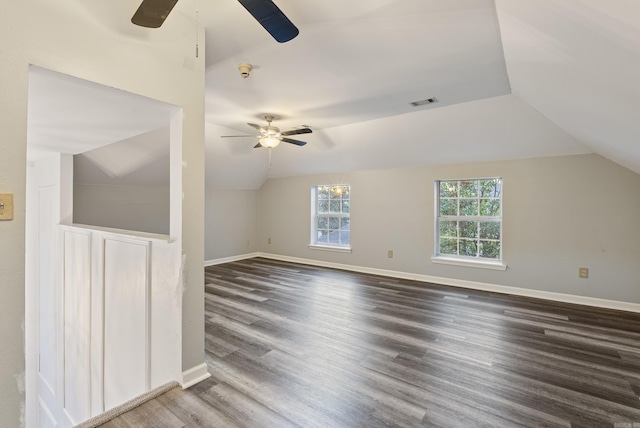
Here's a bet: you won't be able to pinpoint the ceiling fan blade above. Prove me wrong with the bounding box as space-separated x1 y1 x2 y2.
254 143 263 148
281 128 312 136
131 0 179 28
237 0 299 43
282 137 307 146
220 135 254 138
247 123 262 130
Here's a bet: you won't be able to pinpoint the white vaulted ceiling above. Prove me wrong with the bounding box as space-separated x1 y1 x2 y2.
26 0 640 189
495 0 640 175
27 66 177 162
202 0 511 130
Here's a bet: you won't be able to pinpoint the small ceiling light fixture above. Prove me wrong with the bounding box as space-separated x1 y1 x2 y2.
410 97 438 107
238 63 253 79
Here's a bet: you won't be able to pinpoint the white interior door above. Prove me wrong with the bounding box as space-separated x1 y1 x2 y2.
26 153 74 427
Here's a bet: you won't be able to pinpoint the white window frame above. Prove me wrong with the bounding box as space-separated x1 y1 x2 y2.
432 177 506 270
309 184 351 253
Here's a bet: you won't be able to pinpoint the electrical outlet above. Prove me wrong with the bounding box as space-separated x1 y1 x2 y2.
0 193 14 221
387 250 393 258
578 267 589 279
268 238 272 245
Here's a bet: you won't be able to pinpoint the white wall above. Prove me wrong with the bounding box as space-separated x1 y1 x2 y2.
1 1 205 425
74 184 170 235
205 189 259 261
258 154 640 304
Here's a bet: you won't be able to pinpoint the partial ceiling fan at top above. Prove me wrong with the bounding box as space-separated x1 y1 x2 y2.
221 115 312 148
131 0 299 43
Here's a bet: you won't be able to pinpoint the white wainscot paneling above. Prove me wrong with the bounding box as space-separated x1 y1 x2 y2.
62 229 92 424
53 224 178 425
103 237 150 411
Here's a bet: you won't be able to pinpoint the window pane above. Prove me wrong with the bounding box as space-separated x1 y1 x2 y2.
480 199 500 216
340 217 350 228
319 200 329 212
340 186 350 198
439 181 457 198
317 217 328 229
340 231 350 245
328 230 340 244
459 221 478 239
479 179 501 198
480 222 500 240
439 220 457 237
318 186 330 198
330 200 341 212
330 187 343 199
342 200 350 213
440 199 457 216
328 216 340 229
459 180 477 198
460 199 478 216
480 241 500 259
439 238 457 255
459 239 478 257
317 231 329 243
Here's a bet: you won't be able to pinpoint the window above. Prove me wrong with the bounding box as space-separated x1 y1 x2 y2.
311 185 350 249
435 178 502 262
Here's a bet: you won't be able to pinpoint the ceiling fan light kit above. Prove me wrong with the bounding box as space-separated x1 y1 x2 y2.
259 136 280 148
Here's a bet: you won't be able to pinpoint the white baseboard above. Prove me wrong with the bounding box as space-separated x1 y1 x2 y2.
205 252 260 267
181 363 210 389
253 252 640 313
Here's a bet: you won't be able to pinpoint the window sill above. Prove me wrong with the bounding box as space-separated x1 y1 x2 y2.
308 244 352 254
431 256 507 271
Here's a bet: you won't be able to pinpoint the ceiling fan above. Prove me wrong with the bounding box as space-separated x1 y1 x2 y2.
131 0 299 43
221 115 312 148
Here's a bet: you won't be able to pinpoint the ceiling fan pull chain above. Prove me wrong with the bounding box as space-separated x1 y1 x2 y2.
195 0 200 57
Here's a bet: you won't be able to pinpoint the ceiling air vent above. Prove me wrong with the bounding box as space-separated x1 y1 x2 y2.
410 98 438 107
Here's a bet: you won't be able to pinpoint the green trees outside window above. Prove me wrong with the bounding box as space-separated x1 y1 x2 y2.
436 178 502 260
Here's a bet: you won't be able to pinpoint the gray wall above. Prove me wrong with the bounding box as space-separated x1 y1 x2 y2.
257 154 640 304
73 184 170 235
205 189 259 261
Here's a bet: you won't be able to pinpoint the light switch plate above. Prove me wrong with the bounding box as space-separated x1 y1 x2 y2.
0 193 14 221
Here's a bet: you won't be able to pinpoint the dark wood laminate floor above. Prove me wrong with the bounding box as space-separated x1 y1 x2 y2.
102 258 640 427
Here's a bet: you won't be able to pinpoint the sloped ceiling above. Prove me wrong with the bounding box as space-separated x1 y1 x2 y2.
494 0 640 174
27 66 177 162
208 95 589 188
27 1 640 189
74 127 170 186
202 0 511 130
200 0 594 188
